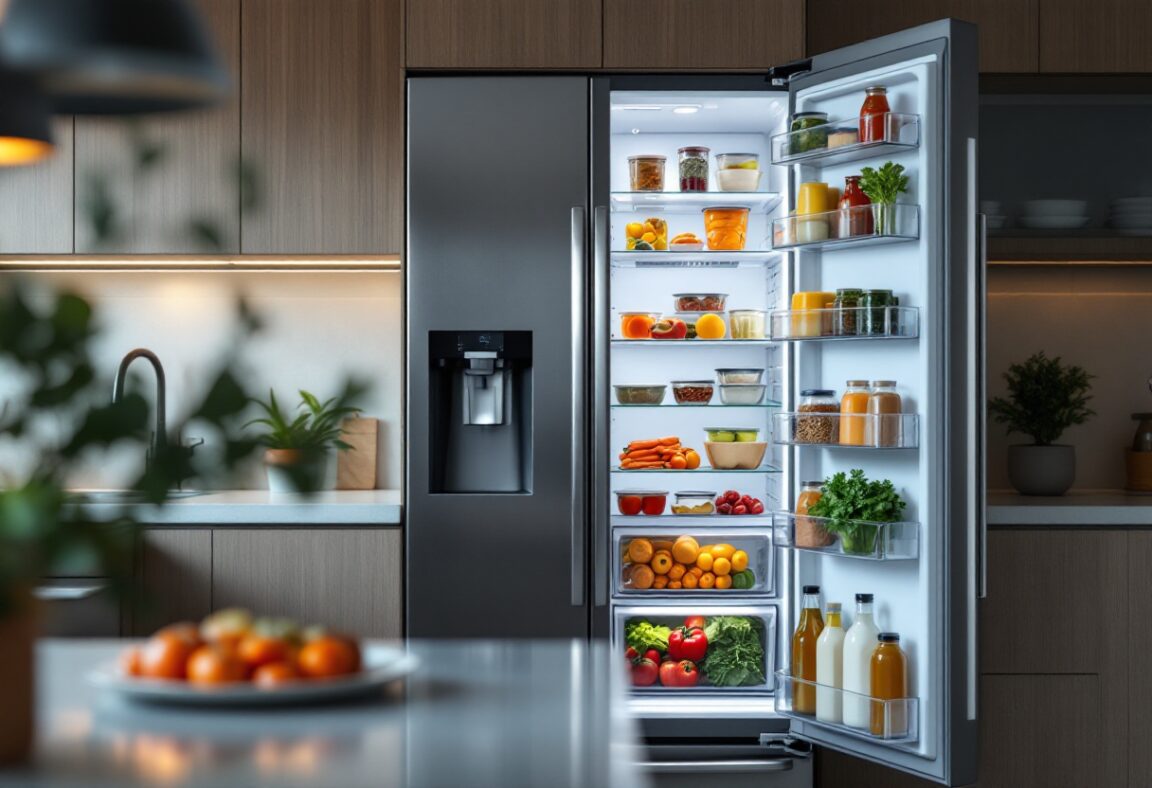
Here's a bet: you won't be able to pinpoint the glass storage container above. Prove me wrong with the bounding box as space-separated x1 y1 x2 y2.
678 146 710 192
628 155 665 192
729 309 766 339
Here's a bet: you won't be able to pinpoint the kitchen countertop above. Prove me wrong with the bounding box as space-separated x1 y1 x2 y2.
3 639 644 788
988 489 1152 526
78 489 402 526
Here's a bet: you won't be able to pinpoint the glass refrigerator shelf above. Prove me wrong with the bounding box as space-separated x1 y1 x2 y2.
612 465 782 474
771 204 920 252
611 250 781 269
611 191 783 215
611 402 783 409
772 512 919 560
769 306 919 342
769 112 920 168
771 412 919 450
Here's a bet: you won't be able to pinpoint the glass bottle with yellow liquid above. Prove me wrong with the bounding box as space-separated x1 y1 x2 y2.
870 632 909 737
791 585 824 714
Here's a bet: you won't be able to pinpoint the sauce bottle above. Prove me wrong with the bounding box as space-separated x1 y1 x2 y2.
839 380 870 446
870 632 909 737
816 602 845 723
859 86 891 143
866 380 903 447
838 175 873 238
842 593 880 728
791 585 824 714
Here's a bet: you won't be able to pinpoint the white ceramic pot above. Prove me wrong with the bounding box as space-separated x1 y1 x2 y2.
1007 444 1075 496
264 449 335 493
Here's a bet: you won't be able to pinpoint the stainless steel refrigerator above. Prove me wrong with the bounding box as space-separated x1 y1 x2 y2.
407 19 983 786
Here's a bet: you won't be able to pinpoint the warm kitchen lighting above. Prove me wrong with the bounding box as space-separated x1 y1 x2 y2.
0 67 54 166
0 256 402 272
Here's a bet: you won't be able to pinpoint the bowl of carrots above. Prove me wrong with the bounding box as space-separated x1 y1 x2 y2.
619 436 701 471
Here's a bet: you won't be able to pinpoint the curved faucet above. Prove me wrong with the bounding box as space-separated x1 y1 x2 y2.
113 348 167 457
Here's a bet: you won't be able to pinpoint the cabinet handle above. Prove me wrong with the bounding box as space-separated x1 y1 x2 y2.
640 759 794 774
570 206 587 607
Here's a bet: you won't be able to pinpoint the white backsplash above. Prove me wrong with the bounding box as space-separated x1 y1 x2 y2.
0 270 401 491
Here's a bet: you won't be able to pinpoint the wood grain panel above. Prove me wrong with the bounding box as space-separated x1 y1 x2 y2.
74 0 241 253
212 529 402 638
241 0 403 254
1040 0 1152 72
129 529 213 636
604 0 804 70
407 0 601 69
0 117 74 253
806 0 1038 73
1130 531 1152 783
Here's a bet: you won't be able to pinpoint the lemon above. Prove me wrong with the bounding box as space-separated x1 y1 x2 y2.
695 312 726 340
626 222 644 239
735 161 759 170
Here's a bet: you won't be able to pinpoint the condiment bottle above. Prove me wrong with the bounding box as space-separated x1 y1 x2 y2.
840 380 870 446
859 86 891 143
839 175 873 238
843 593 880 728
795 480 833 548
816 602 845 723
791 585 824 714
866 381 903 448
870 632 909 737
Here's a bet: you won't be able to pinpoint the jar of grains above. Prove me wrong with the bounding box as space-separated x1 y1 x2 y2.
795 389 839 444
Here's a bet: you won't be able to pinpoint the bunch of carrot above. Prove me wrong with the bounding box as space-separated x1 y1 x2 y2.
619 436 701 470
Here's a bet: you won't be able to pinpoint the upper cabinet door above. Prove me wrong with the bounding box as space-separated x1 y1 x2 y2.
604 0 804 69
242 0 403 255
1040 0 1152 71
807 0 1038 72
0 118 74 254
74 0 240 254
407 0 601 69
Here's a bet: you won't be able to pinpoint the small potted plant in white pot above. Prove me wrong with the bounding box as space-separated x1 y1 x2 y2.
247 389 362 493
989 352 1094 496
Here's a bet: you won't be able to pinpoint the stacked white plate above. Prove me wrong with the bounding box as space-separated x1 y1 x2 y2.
1109 197 1152 235
1018 199 1089 230
980 200 1007 231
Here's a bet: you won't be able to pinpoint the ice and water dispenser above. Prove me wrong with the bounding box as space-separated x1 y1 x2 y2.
427 331 533 494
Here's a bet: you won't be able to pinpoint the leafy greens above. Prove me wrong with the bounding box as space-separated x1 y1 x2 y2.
701 616 766 687
807 469 906 554
625 620 670 654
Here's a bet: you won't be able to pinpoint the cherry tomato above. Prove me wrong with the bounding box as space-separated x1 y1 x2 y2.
750 501 765 515
733 504 747 515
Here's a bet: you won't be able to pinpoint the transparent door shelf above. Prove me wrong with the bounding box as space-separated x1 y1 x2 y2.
771 412 919 449
612 402 782 409
611 191 782 214
774 670 919 743
612 339 774 348
769 113 920 167
613 465 782 474
612 250 781 268
772 204 919 252
615 529 773 598
769 306 918 341
772 512 918 560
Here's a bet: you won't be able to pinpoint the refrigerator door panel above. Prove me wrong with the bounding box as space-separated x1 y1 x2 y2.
777 20 979 786
407 77 592 638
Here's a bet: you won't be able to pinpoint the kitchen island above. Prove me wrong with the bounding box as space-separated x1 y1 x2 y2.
3 639 644 788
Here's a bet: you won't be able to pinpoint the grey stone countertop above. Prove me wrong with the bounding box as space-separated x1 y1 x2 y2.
74 489 402 526
988 489 1152 526
1 639 645 788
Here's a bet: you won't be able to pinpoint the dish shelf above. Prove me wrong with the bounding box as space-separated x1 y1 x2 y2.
774 670 919 744
772 204 919 252
615 528 773 598
611 251 781 268
612 465 782 474
611 191 783 215
612 402 782 409
772 512 918 560
769 306 918 342
771 412 919 450
612 339 774 348
770 113 920 168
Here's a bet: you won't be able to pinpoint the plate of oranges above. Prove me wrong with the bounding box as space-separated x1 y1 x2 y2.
89 608 419 706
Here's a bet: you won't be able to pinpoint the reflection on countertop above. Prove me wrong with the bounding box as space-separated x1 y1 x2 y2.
988 489 1152 526
73 489 402 526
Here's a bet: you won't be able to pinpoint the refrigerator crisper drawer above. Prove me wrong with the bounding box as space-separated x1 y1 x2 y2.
614 528 774 597
614 605 776 695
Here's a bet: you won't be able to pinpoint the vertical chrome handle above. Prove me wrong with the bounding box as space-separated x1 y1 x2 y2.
570 206 587 607
976 210 988 600
591 206 609 608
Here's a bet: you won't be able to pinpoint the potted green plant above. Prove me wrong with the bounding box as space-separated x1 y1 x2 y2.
859 161 910 235
989 351 1094 496
247 388 363 493
806 469 907 556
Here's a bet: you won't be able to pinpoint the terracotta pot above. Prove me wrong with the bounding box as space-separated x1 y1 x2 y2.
0 593 38 766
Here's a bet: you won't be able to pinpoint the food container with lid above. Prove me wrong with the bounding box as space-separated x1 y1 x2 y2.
613 385 667 405
704 427 761 442
788 111 830 154
628 156 666 192
619 311 660 339
615 490 668 516
703 206 750 250
715 368 765 384
671 312 701 340
717 153 760 170
672 491 718 515
671 380 714 404
703 440 768 470
674 293 728 312
678 146 710 192
716 169 762 192
719 384 766 405
729 309 767 339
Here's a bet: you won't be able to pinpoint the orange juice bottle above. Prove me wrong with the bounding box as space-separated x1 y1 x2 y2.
791 585 824 714
839 380 870 445
870 632 909 737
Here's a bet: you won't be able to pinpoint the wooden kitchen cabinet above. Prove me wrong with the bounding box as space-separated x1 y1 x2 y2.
0 118 75 254
603 0 804 70
73 0 241 254
211 529 402 638
240 0 403 254
806 0 1038 73
1040 0 1152 72
407 0 601 69
1129 531 1152 783
128 529 213 637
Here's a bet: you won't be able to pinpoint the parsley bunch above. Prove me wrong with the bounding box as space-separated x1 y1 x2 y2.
807 469 906 555
858 161 909 205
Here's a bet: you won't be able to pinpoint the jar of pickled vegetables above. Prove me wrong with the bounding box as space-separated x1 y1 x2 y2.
703 206 750 250
678 147 710 192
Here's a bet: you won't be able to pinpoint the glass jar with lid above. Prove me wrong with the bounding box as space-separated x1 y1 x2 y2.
859 86 891 143
860 289 894 335
833 288 864 336
795 480 833 548
678 146 710 192
867 380 903 447
789 111 829 154
795 389 838 444
628 155 666 192
840 380 870 446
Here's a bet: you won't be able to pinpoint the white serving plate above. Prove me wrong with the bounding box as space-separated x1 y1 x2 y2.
1019 215 1090 230
88 644 420 707
1022 199 1088 216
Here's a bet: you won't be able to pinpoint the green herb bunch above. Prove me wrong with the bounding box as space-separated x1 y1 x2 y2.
988 351 1094 446
701 616 766 687
859 161 910 205
807 469 906 555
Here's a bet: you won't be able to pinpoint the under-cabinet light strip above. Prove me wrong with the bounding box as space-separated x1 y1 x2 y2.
0 256 402 272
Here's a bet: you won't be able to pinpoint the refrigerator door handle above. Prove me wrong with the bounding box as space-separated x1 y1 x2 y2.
639 759 794 775
976 209 988 600
570 206 588 607
591 205 610 608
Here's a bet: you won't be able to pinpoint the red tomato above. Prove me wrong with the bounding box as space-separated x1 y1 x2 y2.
667 626 708 662
644 649 661 664
684 616 706 630
640 494 666 515
631 657 658 686
617 496 643 516
673 660 699 687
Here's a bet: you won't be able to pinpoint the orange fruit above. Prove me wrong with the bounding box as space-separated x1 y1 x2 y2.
651 540 675 553
200 608 253 652
297 637 360 679
696 551 714 572
683 449 700 470
154 621 202 647
731 550 749 572
695 313 726 340
711 544 735 560
651 551 673 575
631 564 655 589
626 222 644 239
715 575 733 590
668 454 687 470
187 645 247 685
139 632 197 680
672 536 699 564
668 563 686 581
627 538 654 564
120 646 143 677
253 661 300 687
667 580 682 590
681 572 699 590
652 574 669 589
688 566 703 578
713 557 731 577
699 572 716 590
238 635 295 669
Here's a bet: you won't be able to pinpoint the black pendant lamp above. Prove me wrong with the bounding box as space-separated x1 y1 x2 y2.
0 66 54 166
0 0 230 115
